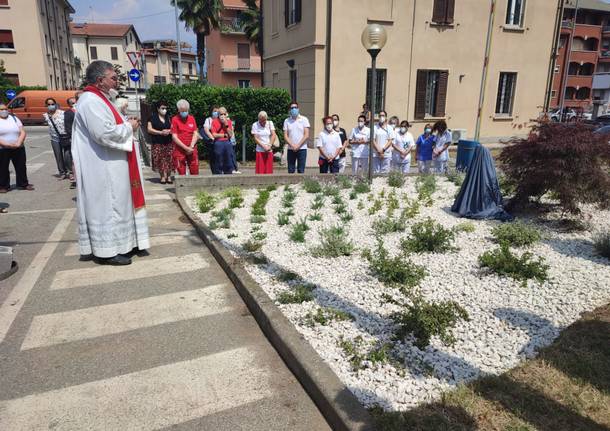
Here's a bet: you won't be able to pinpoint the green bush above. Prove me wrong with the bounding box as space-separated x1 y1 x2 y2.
416 175 437 205
401 218 456 254
446 171 465 187
324 184 341 197
309 212 323 221
368 199 383 215
593 231 610 259
243 239 264 252
251 188 273 217
388 171 406 188
491 221 541 247
302 178 322 194
363 239 427 290
453 222 476 233
146 84 291 161
312 225 355 257
311 194 325 210
250 215 266 224
336 175 353 189
353 179 371 195
277 211 291 226
371 208 412 235
209 208 234 229
282 187 297 208
305 307 353 326
479 244 549 285
276 283 316 304
195 191 216 213
339 211 353 223
276 269 300 282
289 217 309 242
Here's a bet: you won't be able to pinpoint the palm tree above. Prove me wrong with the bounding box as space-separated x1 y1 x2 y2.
171 0 223 82
240 0 263 85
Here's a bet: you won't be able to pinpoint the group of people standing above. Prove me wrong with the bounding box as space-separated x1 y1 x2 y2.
43 97 78 188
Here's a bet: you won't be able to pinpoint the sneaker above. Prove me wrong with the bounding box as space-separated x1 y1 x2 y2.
232 170 242 174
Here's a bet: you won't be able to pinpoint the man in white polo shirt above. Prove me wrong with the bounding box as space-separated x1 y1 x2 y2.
283 101 310 173
373 110 393 174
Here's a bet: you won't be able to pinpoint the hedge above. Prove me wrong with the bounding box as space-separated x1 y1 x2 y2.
0 86 47 104
145 84 292 161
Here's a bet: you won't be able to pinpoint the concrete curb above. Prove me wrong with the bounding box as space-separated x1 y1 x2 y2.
176 188 376 431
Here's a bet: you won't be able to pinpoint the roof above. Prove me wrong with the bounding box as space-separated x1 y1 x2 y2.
61 0 75 14
69 23 141 44
565 0 610 12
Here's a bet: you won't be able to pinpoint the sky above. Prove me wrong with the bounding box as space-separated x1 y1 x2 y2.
69 0 197 48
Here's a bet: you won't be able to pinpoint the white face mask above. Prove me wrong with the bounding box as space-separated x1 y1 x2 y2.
325 124 333 132
108 88 119 101
332 120 339 127
159 108 167 115
400 127 407 134
0 110 8 119
358 121 365 128
379 116 386 124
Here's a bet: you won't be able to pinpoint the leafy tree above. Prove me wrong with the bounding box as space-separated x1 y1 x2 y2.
113 64 127 90
0 60 10 86
241 0 261 54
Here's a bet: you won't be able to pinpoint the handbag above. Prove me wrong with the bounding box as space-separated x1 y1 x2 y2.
49 115 70 148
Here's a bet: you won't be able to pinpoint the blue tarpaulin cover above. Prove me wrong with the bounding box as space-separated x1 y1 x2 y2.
451 145 513 221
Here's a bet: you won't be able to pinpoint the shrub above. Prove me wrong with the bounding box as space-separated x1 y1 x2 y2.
324 184 341 197
243 239 264 252
593 231 610 259
303 178 322 194
416 175 437 205
276 283 316 304
402 198 420 219
277 211 291 226
334 202 348 215
401 218 456 254
498 173 516 198
353 179 371 195
222 187 244 209
337 175 353 189
281 188 297 208
386 190 400 215
392 297 470 349
251 188 272 217
371 210 409 235
331 194 344 206
491 221 541 247
311 194 325 210
309 212 323 221
388 171 406 188
339 211 353 223
368 199 383 215
210 208 234 229
479 244 549 285
195 191 216 213
363 239 427 290
312 225 355 257
276 269 300 282
349 190 358 200
453 222 476 233
338 336 367 370
250 215 266 224
289 217 309 242
357 200 365 210
499 121 610 214
305 307 353 326
446 171 465 187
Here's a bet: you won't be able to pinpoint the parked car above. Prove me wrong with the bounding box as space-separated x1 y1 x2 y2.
7 90 78 125
549 108 577 122
594 125 610 135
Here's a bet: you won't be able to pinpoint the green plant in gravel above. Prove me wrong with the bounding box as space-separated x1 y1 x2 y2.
402 198 420 219
250 215 266 224
363 238 427 291
446 171 465 187
312 225 355 257
210 207 234 229
196 191 216 213
289 217 310 243
276 282 316 304
479 244 549 285
305 307 353 326
367 342 394 364
357 200 365 210
388 171 406 188
386 190 400 215
227 233 238 239
334 202 348 215
593 231 610 259
391 297 470 349
401 218 457 254
309 212 323 221
372 213 408 235
368 199 383 215
311 193 325 210
339 211 353 223
277 211 291 226
337 175 353 189
243 238 264 252
353 180 371 195
379 188 386 198
302 178 323 194
338 336 367 370
349 190 358 200
491 221 541 247
276 269 300 282
416 175 437 205
281 188 297 208
251 188 272 217
331 194 344 206
453 222 476 233
324 184 341 198
222 187 244 209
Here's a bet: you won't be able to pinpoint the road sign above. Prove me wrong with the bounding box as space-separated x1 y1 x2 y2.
128 69 141 82
5 89 16 100
126 51 141 68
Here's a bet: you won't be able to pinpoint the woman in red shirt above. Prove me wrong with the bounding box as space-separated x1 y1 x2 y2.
210 107 234 175
170 99 199 176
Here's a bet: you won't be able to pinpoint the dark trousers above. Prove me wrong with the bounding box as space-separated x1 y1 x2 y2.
207 141 215 173
319 157 340 174
212 140 233 175
287 148 307 174
51 138 67 175
0 147 29 189
230 144 238 171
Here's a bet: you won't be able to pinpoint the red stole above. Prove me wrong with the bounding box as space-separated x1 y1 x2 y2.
83 85 145 210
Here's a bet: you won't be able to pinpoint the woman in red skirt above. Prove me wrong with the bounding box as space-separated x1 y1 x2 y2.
251 111 277 174
147 101 173 183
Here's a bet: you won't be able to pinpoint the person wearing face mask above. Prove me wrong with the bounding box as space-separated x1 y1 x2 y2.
316 116 342 174
416 124 435 174
331 114 348 173
0 102 34 195
251 111 278 174
373 110 393 174
388 116 400 132
202 106 219 173
63 96 78 189
71 60 148 266
147 101 173 184
432 120 452 173
283 102 310 174
349 114 370 175
391 121 415 174
171 99 200 177
211 107 234 175
43 97 71 180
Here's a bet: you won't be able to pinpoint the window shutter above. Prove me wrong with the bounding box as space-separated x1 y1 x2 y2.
284 0 289 27
432 0 447 24
445 0 455 24
435 70 449 117
295 0 302 23
415 70 427 120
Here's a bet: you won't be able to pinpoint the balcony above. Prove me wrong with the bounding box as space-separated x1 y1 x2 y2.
220 18 246 35
567 75 594 88
574 24 602 40
220 54 262 73
604 25 610 33
570 50 599 64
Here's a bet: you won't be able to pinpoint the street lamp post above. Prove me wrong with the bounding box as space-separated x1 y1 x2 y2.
174 1 184 85
361 24 387 184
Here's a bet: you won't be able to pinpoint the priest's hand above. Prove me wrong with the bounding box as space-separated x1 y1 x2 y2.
128 119 140 132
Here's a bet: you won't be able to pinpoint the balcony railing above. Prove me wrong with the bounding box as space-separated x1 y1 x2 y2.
220 18 246 34
562 19 573 29
238 58 250 69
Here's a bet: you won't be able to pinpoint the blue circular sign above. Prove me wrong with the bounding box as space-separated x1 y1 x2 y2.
128 69 141 82
5 90 16 100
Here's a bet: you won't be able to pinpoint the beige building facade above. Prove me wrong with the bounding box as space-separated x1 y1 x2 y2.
142 40 198 87
0 0 77 89
262 0 560 141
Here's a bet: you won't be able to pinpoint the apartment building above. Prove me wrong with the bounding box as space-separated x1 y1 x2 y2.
70 23 143 90
141 40 198 86
206 0 262 88
262 0 559 141
551 0 610 114
0 0 77 89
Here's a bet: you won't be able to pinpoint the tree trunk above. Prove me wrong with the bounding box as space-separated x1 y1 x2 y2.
197 32 206 82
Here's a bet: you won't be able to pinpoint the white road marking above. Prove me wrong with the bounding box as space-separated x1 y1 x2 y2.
0 347 273 430
21 284 232 350
25 163 45 173
26 150 53 161
2 208 74 216
0 209 75 344
64 231 195 257
50 253 209 290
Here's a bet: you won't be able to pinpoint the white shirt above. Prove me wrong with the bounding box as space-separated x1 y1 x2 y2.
316 130 342 160
251 120 275 152
44 110 66 139
392 131 415 164
283 115 310 151
0 114 22 146
349 125 370 158
373 124 393 158
434 130 452 162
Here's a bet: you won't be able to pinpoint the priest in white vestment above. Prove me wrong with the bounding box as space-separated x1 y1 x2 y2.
72 60 150 266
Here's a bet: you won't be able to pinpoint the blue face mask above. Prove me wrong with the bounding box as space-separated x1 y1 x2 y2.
47 104 57 112
180 111 189 119
424 128 432 135
290 107 299 117
212 111 219 119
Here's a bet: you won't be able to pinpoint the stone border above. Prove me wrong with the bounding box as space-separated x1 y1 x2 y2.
175 175 376 431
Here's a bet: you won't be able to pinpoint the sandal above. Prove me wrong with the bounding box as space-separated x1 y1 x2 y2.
160 179 167 184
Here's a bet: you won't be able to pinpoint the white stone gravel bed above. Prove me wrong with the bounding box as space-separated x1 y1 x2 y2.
186 177 610 412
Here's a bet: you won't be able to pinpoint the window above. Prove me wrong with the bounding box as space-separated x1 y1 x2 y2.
432 0 455 25
289 69 297 101
365 68 387 112
111 46 118 60
272 72 279 87
285 0 301 27
272 0 279 33
0 0 9 6
495 72 517 115
554 65 560 73
154 76 167 84
415 69 449 119
551 90 557 98
3 73 19 85
171 61 178 74
237 43 250 69
90 46 98 60
0 30 15 49
505 0 525 27
8 97 25 109
238 80 251 88
188 63 193 75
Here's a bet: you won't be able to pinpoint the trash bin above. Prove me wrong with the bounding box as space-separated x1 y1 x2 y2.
456 140 480 172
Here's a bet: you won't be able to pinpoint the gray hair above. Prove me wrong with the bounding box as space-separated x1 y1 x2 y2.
258 111 268 120
85 60 114 85
176 99 190 110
